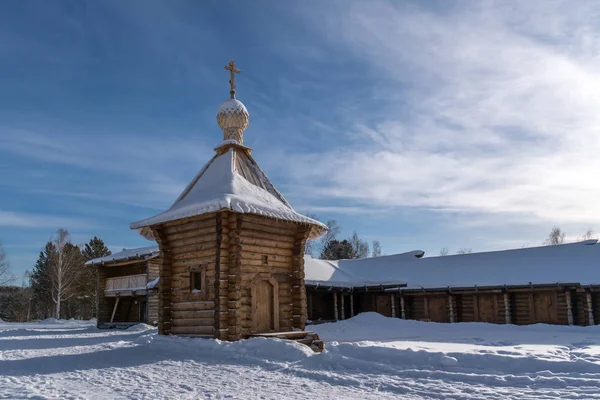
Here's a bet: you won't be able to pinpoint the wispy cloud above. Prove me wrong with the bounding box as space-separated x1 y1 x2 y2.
282 0 600 226
0 210 94 230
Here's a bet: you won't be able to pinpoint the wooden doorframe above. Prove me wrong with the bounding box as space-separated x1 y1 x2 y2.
251 276 280 331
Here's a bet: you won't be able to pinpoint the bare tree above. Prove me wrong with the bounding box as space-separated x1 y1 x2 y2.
457 248 472 254
544 226 565 246
439 248 449 256
48 229 84 319
371 240 382 257
0 242 14 286
350 232 369 259
580 228 597 241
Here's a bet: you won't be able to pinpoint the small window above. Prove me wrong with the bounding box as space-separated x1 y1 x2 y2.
262 255 269 265
190 265 206 294
191 272 202 292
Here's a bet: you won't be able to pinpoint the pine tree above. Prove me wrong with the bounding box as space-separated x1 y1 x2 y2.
320 239 355 260
30 242 56 319
80 237 111 318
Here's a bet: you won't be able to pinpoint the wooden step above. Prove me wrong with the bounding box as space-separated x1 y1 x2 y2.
249 331 325 353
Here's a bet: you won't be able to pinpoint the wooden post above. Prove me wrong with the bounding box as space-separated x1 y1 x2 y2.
400 296 406 319
307 291 312 321
586 292 595 325
448 295 454 323
110 296 120 323
333 291 338 321
350 294 354 317
391 293 396 318
340 293 345 320
565 291 573 326
503 293 511 324
424 297 430 320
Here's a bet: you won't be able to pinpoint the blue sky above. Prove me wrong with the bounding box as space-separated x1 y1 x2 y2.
2 0 600 280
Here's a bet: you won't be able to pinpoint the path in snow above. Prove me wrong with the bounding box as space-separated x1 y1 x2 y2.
2 314 600 399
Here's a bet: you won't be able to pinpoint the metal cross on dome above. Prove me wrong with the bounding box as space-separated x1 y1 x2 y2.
224 60 240 99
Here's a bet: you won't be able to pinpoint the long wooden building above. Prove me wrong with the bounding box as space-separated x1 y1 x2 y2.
304 239 600 326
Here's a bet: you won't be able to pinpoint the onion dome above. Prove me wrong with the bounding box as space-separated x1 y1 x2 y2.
217 98 249 143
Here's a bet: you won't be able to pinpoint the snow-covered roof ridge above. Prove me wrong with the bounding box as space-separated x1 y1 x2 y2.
130 147 327 240
85 245 159 266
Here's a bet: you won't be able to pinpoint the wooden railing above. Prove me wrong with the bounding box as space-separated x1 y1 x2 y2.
105 274 147 292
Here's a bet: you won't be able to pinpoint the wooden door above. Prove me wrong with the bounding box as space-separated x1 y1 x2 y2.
534 292 556 323
375 294 392 317
253 280 274 332
476 294 497 323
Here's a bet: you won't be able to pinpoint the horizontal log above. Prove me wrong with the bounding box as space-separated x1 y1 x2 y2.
169 235 218 249
171 325 215 335
171 309 214 319
171 301 215 311
242 214 299 230
238 236 295 249
240 244 292 257
162 214 216 231
239 229 295 243
172 249 217 261
170 242 217 256
240 250 293 262
240 222 297 237
167 226 217 241
171 318 215 327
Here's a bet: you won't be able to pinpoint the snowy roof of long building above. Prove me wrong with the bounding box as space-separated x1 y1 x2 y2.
307 240 600 290
85 246 159 266
130 145 327 240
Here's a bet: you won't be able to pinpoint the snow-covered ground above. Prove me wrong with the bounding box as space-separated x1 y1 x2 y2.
2 313 600 399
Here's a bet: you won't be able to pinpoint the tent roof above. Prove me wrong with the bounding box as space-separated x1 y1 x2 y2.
130 145 326 240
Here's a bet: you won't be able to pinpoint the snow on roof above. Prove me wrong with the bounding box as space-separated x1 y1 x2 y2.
130 147 327 240
304 251 423 288
392 239 600 290
85 246 159 266
320 240 600 290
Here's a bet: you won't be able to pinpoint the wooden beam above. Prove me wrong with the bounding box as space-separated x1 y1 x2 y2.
448 295 454 323
350 294 354 318
333 292 338 321
565 291 573 326
110 297 120 323
503 293 511 324
391 293 396 318
400 296 406 320
586 292 595 325
340 293 345 320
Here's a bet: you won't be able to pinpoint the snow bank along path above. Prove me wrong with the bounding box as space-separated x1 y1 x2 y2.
2 314 600 399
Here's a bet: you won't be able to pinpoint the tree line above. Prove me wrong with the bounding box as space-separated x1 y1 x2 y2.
306 219 382 260
0 229 110 322
0 224 597 321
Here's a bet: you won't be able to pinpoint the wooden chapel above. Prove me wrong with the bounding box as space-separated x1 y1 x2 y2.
130 61 327 341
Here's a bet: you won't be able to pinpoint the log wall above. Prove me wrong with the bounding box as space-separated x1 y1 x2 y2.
155 214 218 336
237 215 300 337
